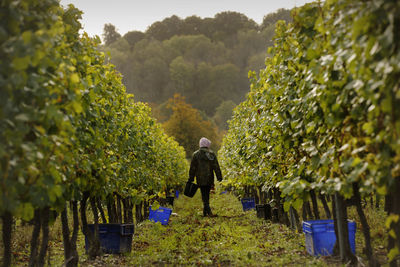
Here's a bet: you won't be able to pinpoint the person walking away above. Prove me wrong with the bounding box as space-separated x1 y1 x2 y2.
188 137 222 217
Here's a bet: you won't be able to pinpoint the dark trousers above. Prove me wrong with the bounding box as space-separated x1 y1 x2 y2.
200 186 211 215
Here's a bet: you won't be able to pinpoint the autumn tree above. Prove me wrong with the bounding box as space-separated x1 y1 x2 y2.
163 94 219 157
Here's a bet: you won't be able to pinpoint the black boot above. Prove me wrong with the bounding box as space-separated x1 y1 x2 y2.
203 206 208 217
203 204 216 217
207 206 217 217
203 203 210 217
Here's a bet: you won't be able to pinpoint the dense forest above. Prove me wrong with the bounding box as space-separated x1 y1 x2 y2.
101 9 292 121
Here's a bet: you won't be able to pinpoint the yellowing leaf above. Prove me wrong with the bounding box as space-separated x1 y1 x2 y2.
34 125 46 134
362 122 373 135
83 55 91 64
377 186 387 195
385 214 400 228
389 229 397 239
283 201 291 212
351 157 362 167
388 247 400 261
71 101 83 113
293 198 303 210
151 202 160 210
70 73 80 84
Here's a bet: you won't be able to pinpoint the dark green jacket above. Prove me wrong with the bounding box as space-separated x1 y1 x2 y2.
189 147 222 186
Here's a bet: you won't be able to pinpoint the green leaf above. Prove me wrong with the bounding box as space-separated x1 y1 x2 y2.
34 125 46 134
12 56 30 71
283 201 291 212
306 122 316 134
71 101 83 113
377 186 387 195
385 214 400 228
389 229 397 239
351 157 361 167
362 122 373 135
293 198 303 210
32 50 46 66
381 96 392 113
48 185 63 202
16 203 34 221
352 15 370 39
311 155 320 170
151 202 160 210
21 30 32 43
70 73 80 84
388 247 400 262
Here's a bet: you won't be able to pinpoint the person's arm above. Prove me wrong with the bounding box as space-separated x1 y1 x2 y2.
213 155 223 182
188 154 197 182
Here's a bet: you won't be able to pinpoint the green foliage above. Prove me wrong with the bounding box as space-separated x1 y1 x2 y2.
123 30 145 47
213 100 236 131
219 0 400 259
261 8 292 30
7 190 390 265
102 10 292 119
0 0 188 222
0 0 82 216
102 23 121 45
97 192 328 266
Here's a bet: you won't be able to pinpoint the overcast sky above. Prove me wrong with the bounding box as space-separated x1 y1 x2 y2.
59 0 316 38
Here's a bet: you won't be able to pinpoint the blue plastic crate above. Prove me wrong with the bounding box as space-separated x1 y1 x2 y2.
302 219 356 256
149 206 172 225
85 223 134 254
241 197 256 211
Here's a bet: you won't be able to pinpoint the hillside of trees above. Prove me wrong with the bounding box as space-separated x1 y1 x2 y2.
101 9 292 120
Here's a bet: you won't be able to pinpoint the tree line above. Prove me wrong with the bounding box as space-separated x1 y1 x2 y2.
102 9 292 119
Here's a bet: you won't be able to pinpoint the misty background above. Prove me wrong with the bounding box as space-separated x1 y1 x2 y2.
59 1 311 154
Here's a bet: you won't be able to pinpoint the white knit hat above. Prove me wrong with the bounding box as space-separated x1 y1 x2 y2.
199 137 211 148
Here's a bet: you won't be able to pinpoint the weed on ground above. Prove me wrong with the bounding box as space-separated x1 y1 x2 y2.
2 189 388 266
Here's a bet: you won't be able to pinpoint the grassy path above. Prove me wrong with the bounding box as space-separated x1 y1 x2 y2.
83 191 330 266
4 187 388 266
